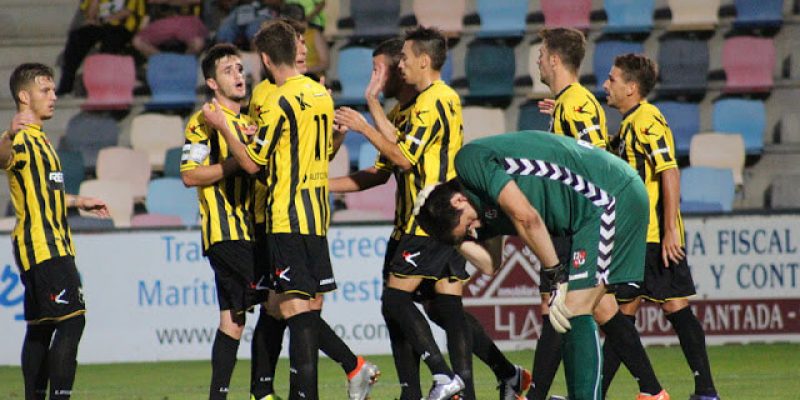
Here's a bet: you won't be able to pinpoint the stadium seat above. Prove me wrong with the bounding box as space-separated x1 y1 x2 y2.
441 52 454 85
652 101 700 156
329 146 350 178
130 113 185 171
145 53 198 110
357 142 379 171
712 98 766 155
667 0 720 31
336 46 373 105
603 0 655 34
722 36 776 94
527 43 550 97
412 0 465 36
657 35 709 97
465 40 516 105
341 178 396 220
240 51 264 85
81 54 135 111
342 112 373 170
593 40 644 92
769 174 800 209
733 0 784 30
162 147 183 178
96 147 152 200
130 213 185 228
57 150 85 195
323 0 340 38
517 101 551 131
59 112 120 168
145 177 198 226
463 106 506 144
541 0 591 31
475 0 528 38
603 103 623 138
350 0 400 39
79 179 135 227
680 166 735 212
689 132 746 185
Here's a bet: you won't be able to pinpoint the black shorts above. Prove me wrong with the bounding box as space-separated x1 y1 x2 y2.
253 223 271 291
266 233 336 298
20 256 86 324
207 240 265 314
615 243 696 303
387 234 469 281
539 235 572 292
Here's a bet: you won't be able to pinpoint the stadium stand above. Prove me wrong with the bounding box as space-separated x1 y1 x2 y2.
79 179 135 227
57 150 85 195
145 177 198 226
722 36 776 94
130 113 186 171
603 0 656 34
666 0 720 31
712 98 767 155
769 174 800 209
462 106 506 144
81 54 136 111
329 145 350 178
96 147 152 200
162 147 183 179
338 178 396 221
335 46 373 105
59 112 120 169
653 100 700 156
657 34 710 98
689 132 746 186
680 166 736 212
145 53 199 111
591 39 645 93
350 0 400 39
541 0 592 31
357 142 379 171
412 0 466 37
474 0 528 38
465 39 516 105
733 0 785 30
517 101 551 131
130 213 185 228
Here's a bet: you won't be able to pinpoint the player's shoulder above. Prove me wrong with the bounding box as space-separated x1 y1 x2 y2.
252 79 277 103
185 110 207 135
631 102 665 127
420 80 459 103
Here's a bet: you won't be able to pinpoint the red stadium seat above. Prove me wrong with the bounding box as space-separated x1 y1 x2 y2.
722 36 776 93
342 178 396 220
81 54 135 111
541 0 591 30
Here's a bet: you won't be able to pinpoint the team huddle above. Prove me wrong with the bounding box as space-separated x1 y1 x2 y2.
5 19 720 400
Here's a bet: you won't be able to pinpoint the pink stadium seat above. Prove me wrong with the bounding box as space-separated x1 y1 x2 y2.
329 146 350 178
81 54 135 110
130 213 184 227
541 0 591 30
343 178 396 220
722 36 775 93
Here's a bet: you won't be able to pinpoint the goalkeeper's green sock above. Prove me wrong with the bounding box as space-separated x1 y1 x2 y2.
562 315 602 400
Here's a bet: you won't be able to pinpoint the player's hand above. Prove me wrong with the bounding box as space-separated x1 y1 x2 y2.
10 111 36 136
661 227 685 267
334 107 368 133
77 196 111 218
548 281 572 333
365 61 388 100
201 99 227 132
538 98 555 115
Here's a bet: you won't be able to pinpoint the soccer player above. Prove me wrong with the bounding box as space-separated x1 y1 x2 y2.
334 27 471 400
331 37 531 400
246 19 379 400
1 63 110 400
603 54 720 400
532 28 667 400
180 43 260 400
415 131 651 400
203 20 337 400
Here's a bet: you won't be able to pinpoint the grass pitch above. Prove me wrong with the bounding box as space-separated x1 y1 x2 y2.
0 343 797 399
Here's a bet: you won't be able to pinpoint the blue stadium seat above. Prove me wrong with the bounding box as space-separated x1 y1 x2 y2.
357 142 379 171
441 51 454 85
59 112 120 169
734 0 784 29
336 46 373 105
146 178 199 226
351 0 400 39
163 147 183 178
657 36 709 97
680 166 735 212
342 112 374 170
465 39 516 105
603 0 655 33
475 0 528 38
712 98 766 155
145 53 198 110
517 101 551 131
653 101 700 156
593 40 644 93
57 150 85 195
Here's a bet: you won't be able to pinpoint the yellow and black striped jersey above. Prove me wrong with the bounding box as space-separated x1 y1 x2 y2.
248 79 278 226
383 80 463 237
81 0 146 32
614 100 684 244
246 74 333 236
550 83 609 149
5 124 74 271
181 106 254 251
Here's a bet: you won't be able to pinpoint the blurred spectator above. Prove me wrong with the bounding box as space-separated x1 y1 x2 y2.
57 0 147 96
286 0 325 30
132 0 208 57
215 0 282 46
202 0 240 32
283 3 329 79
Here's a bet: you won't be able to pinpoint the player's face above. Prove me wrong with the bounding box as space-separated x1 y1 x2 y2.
295 33 308 74
450 197 481 244
213 55 246 101
603 66 628 109
373 54 400 99
24 76 57 120
537 43 554 87
399 40 422 86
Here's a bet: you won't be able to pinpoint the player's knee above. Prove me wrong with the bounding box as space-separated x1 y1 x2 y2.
662 298 690 315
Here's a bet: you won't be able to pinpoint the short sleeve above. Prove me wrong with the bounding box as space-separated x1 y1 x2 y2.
246 96 286 166
6 133 29 171
455 144 512 202
637 115 677 174
180 117 211 172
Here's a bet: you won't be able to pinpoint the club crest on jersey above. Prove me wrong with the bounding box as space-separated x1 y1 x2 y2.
402 251 420 267
572 249 587 268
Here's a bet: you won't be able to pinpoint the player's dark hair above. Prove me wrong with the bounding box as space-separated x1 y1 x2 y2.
254 20 297 67
373 38 404 67
416 179 467 246
202 43 240 80
9 63 53 107
282 3 306 22
404 26 447 71
538 28 586 74
613 53 658 97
